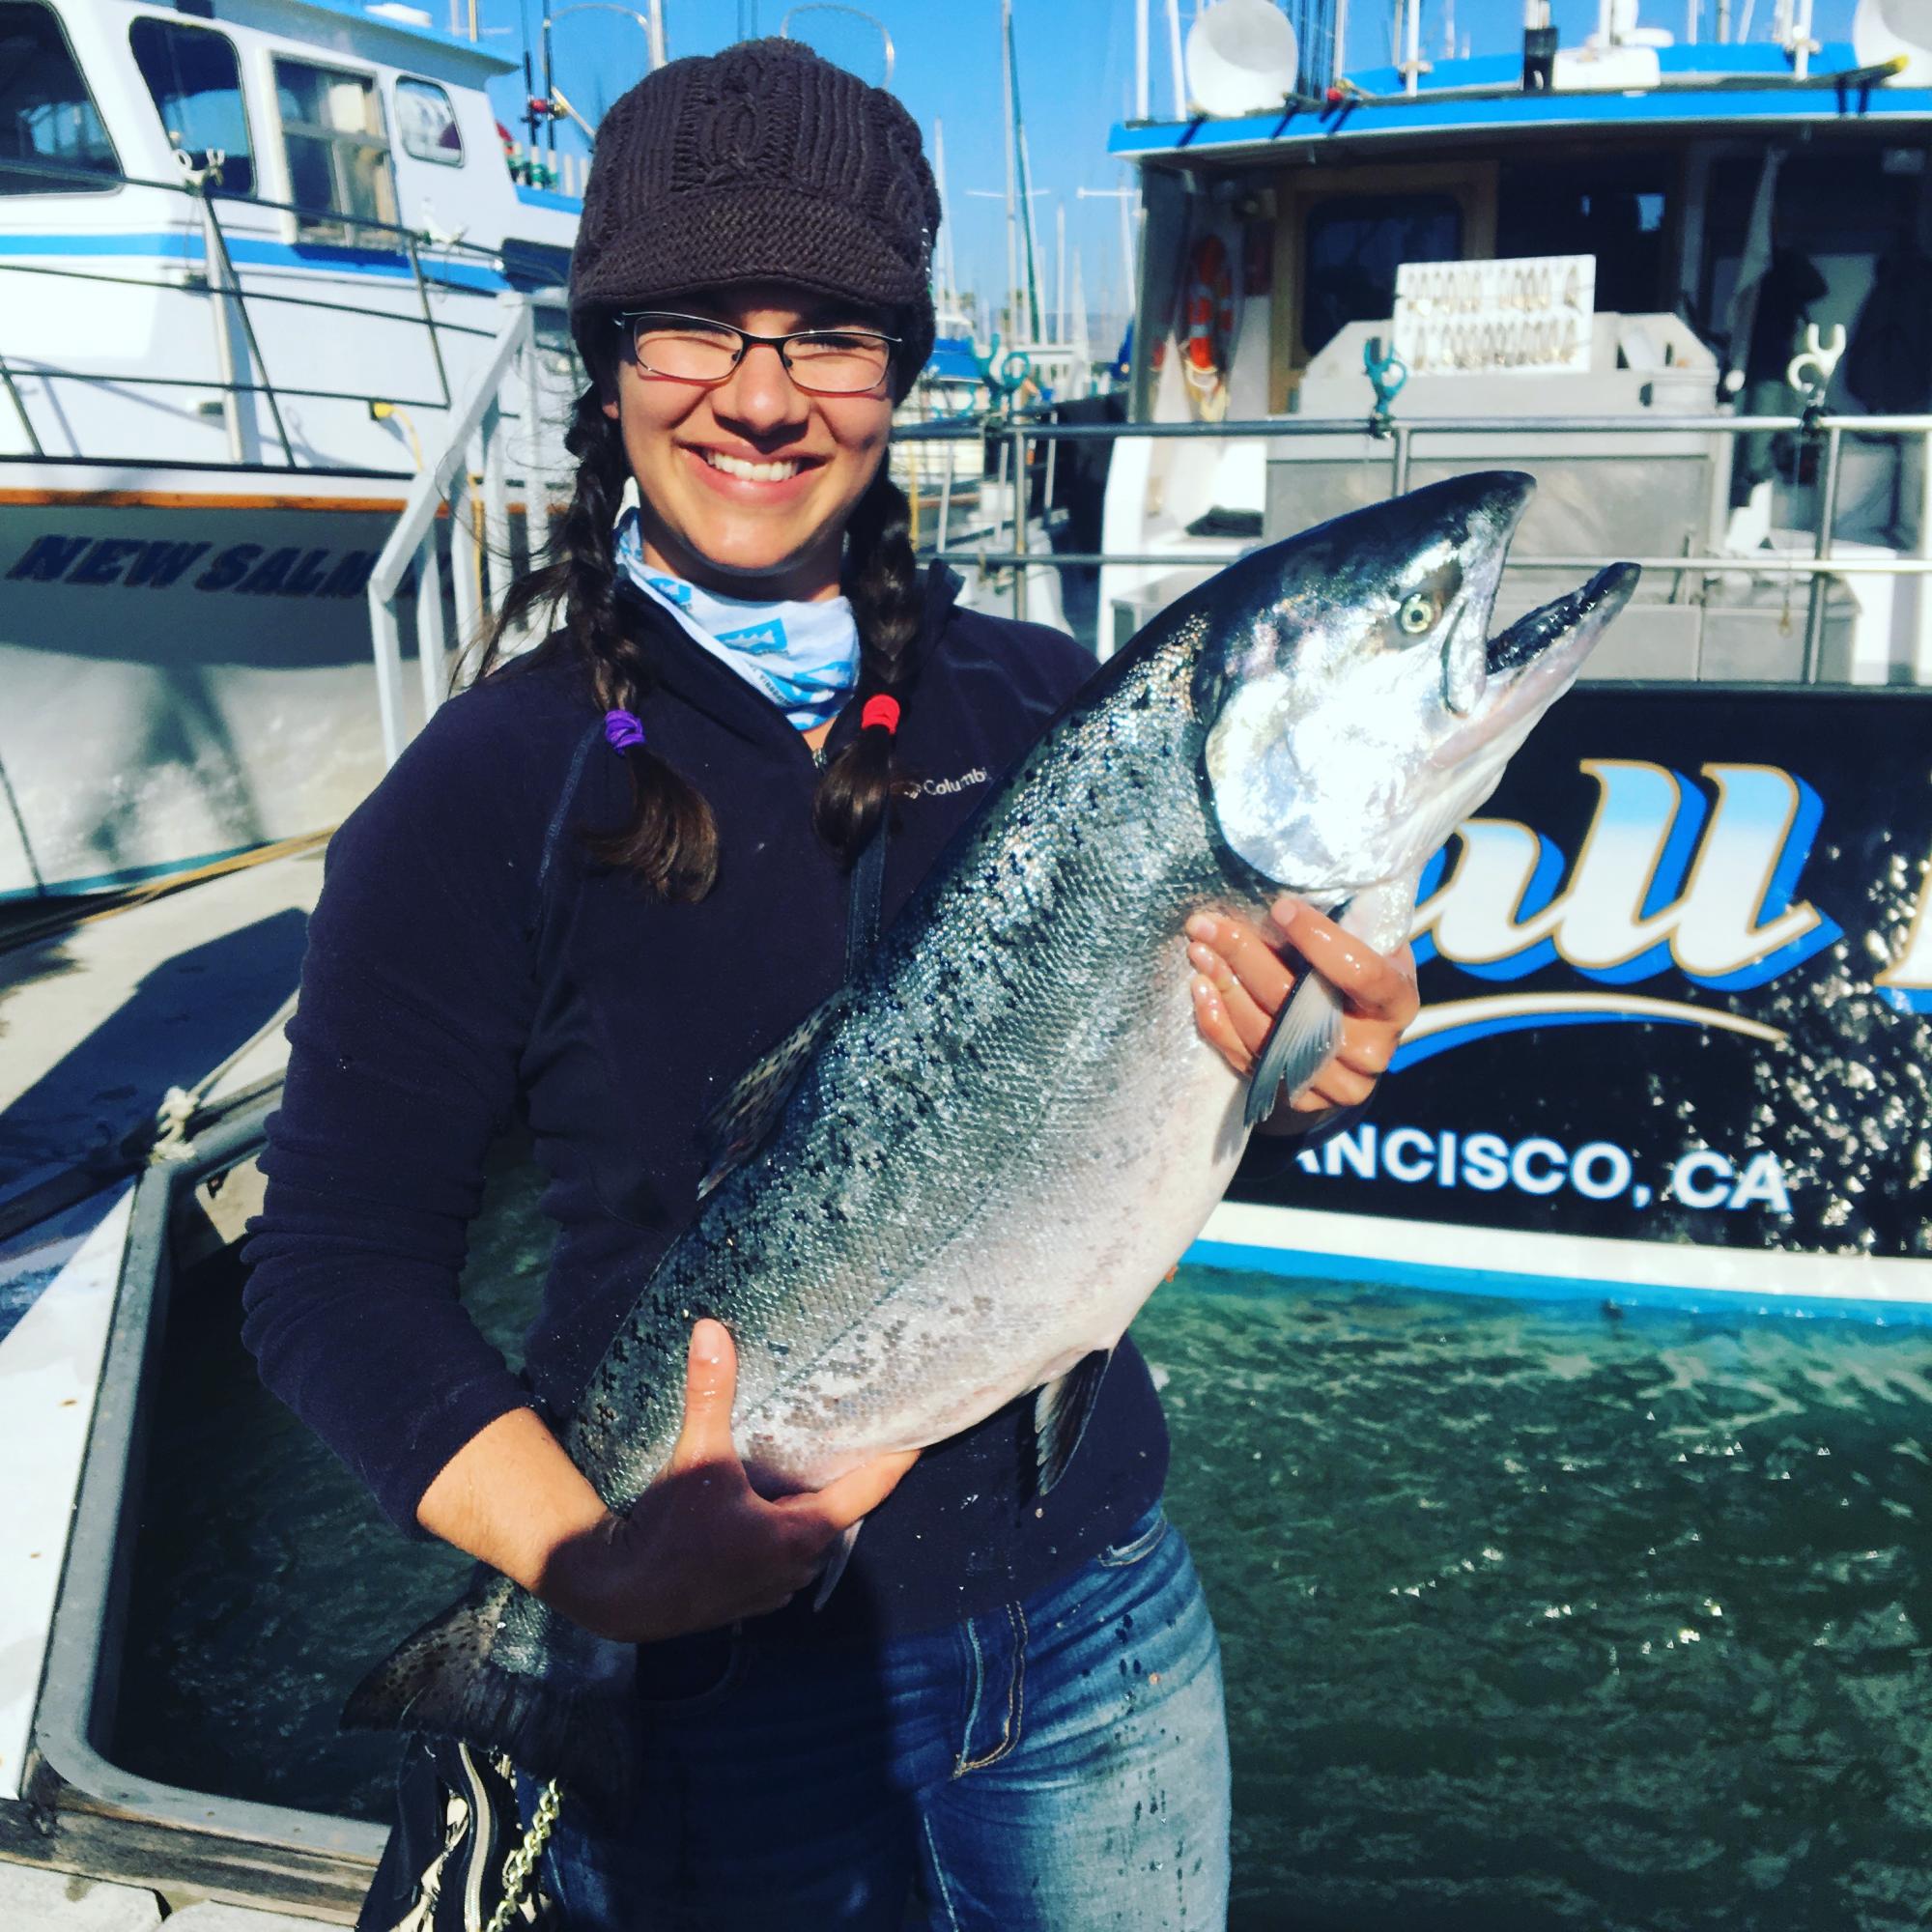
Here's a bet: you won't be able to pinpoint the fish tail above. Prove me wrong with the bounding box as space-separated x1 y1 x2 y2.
343 1573 634 1809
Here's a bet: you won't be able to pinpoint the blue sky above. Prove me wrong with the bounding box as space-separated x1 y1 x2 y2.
471 0 1864 331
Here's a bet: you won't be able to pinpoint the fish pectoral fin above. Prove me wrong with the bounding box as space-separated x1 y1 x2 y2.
1033 1349 1113 1498
697 998 844 1200
1245 967 1345 1127
810 1518 865 1611
1243 879 1413 1129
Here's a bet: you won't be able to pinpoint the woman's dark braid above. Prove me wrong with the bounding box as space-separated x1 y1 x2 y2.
485 381 720 898
813 466 923 863
482 399 919 890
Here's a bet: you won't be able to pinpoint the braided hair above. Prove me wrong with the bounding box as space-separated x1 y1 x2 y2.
482 382 923 897
483 382 719 898
814 464 922 859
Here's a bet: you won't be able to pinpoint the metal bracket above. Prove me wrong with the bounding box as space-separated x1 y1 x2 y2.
1364 335 1408 439
975 335 1034 415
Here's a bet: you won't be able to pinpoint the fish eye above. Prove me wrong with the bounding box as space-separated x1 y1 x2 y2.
1397 590 1439 637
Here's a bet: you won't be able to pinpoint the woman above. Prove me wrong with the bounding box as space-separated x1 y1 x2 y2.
243 40 1417 1931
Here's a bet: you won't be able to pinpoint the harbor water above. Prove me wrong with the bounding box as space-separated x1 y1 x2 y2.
114 1155 1932 1930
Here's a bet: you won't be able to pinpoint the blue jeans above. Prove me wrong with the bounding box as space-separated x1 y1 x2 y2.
529 1502 1230 1930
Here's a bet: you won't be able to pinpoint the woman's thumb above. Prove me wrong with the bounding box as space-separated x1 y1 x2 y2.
668 1318 738 1470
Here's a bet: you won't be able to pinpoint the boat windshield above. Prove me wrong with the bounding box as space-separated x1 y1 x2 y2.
128 15 255 198
0 0 119 194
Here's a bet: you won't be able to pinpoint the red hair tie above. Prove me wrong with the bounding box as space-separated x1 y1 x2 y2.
861 694 901 735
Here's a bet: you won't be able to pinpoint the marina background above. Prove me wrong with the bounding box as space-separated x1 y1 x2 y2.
8 0 1932 1920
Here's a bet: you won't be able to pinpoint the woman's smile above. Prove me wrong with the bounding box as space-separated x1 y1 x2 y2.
680 441 824 497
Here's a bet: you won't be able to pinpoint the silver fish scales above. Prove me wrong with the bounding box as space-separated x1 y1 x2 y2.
345 472 1638 1796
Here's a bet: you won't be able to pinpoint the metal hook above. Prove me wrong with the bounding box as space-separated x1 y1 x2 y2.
1786 322 1845 415
1364 336 1408 439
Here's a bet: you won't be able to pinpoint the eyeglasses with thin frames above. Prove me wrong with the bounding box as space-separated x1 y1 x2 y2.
613 311 899 397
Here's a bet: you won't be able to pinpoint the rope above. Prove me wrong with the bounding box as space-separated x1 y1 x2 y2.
148 984 299 1164
0 829 333 957
485 1777 563 1932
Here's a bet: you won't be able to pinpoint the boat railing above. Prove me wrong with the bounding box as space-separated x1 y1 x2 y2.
897 408 1932 683
0 151 536 470
366 295 565 763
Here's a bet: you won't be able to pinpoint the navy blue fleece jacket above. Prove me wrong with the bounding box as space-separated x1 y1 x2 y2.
242 569 1171 1637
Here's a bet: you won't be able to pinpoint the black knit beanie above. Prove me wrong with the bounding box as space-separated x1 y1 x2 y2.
570 39 940 401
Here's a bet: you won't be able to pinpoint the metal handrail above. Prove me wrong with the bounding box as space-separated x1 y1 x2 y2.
890 406 1932 679
0 257 502 337
2 149 550 470
1 149 512 268
917 550 1932 575
891 410 1932 441
0 344 43 456
366 298 552 763
197 185 293 464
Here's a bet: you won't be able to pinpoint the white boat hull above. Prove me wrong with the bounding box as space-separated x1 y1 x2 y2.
1 466 414 895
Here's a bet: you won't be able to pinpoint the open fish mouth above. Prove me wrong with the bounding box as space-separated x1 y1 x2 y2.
1432 560 1640 769
1488 561 1642 676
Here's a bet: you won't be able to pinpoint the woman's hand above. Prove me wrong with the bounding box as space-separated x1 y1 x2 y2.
539 1321 919 1644
1186 897 1420 1131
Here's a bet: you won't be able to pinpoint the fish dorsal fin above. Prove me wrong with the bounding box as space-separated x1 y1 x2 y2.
1033 1350 1113 1498
697 1000 841 1201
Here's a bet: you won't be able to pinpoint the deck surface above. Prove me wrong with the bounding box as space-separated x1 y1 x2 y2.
0 1861 325 1927
0 851 321 1230
0 851 322 1832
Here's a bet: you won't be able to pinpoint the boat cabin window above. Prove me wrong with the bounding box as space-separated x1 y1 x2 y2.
0 0 119 194
1301 194 1461 358
1497 161 1670 315
273 57 398 245
1700 152 1920 369
129 17 253 197
395 76 462 166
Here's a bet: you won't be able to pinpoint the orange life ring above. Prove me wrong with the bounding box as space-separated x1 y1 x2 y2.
1183 234 1236 386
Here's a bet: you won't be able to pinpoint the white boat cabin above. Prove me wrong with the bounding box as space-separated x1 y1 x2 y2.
1100 36 1932 687
0 0 583 472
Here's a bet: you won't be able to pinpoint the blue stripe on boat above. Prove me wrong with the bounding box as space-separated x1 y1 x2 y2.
0 232 508 292
1181 1236 1932 1326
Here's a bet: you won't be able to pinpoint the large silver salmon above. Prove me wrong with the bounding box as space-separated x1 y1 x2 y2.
347 473 1637 1793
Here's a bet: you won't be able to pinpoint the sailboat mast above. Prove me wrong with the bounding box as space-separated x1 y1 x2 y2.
540 0 557 172
1016 121 1044 342
932 118 956 307
1001 0 1019 336
1055 200 1066 347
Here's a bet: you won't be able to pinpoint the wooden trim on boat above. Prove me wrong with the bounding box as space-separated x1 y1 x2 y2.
0 1763 374 1924
0 488 560 516
0 486 411 513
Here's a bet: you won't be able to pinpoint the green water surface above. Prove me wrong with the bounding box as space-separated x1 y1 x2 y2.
113 1160 1932 1929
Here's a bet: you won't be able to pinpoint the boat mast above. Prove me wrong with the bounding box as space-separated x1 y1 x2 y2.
1001 0 1019 335
932 118 958 311
541 0 557 176
1055 199 1066 347
1016 119 1045 341
520 0 541 167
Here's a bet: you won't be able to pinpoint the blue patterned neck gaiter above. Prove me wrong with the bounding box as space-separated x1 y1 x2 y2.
614 508 861 731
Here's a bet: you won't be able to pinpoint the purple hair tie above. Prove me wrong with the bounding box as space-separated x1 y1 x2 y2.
604 707 645 753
